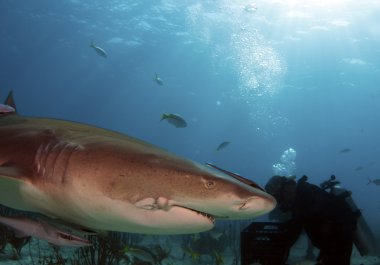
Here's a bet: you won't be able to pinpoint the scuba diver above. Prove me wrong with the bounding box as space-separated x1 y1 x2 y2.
265 175 359 265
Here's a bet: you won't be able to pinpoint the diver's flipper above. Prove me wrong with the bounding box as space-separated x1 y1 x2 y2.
330 180 380 258
354 214 380 257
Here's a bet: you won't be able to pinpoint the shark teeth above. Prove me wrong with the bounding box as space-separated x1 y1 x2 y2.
180 206 215 223
196 211 215 223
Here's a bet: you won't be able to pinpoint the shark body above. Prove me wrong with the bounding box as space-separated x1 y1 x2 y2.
0 95 275 235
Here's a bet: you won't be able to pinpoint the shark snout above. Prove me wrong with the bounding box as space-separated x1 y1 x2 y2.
238 193 276 217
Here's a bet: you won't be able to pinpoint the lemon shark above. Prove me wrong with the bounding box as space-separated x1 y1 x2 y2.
0 92 275 235
0 216 91 247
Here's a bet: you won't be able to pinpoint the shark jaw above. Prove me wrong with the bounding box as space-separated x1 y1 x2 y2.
17 184 218 234
93 199 218 234
21 185 271 235
15 170 274 235
65 197 270 235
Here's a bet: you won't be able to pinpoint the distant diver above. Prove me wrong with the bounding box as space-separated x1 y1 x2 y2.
264 174 379 265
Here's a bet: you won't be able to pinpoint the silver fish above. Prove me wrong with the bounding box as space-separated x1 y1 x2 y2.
216 141 230 152
160 113 187 128
90 43 107 58
368 178 380 186
154 73 163 86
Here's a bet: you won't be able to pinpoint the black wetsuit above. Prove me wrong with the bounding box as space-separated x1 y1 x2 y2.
292 176 357 265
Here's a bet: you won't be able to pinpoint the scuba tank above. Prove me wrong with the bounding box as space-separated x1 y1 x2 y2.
320 175 380 257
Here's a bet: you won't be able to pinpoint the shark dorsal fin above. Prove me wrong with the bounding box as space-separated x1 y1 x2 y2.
4 91 17 113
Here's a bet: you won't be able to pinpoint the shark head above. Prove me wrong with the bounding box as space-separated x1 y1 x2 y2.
51 143 276 234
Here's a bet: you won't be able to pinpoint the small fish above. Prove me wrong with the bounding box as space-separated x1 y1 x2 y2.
0 216 91 247
161 113 187 128
355 166 363 171
244 3 258 13
215 141 230 152
213 250 224 265
190 233 201 242
0 104 15 114
209 230 224 240
339 148 351 154
154 73 163 85
184 247 201 261
123 245 157 264
368 161 376 167
90 42 107 58
368 178 380 186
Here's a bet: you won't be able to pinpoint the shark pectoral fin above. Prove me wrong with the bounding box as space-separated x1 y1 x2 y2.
0 216 32 238
0 165 24 178
0 169 36 211
13 229 30 238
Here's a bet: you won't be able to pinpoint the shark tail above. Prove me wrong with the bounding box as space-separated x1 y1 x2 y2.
160 114 167 121
367 178 372 185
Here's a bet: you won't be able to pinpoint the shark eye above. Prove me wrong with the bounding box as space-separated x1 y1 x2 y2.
205 180 216 189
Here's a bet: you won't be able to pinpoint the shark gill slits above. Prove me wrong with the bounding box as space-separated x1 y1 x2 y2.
35 140 80 183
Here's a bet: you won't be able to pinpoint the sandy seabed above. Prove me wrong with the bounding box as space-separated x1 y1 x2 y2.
0 234 379 265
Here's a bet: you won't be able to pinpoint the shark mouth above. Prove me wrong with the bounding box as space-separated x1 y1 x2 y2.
197 211 216 223
182 207 221 223
136 197 220 223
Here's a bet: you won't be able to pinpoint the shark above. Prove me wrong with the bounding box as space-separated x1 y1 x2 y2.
0 91 276 235
0 216 91 247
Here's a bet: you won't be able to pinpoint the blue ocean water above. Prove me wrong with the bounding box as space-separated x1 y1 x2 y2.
1 0 380 258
